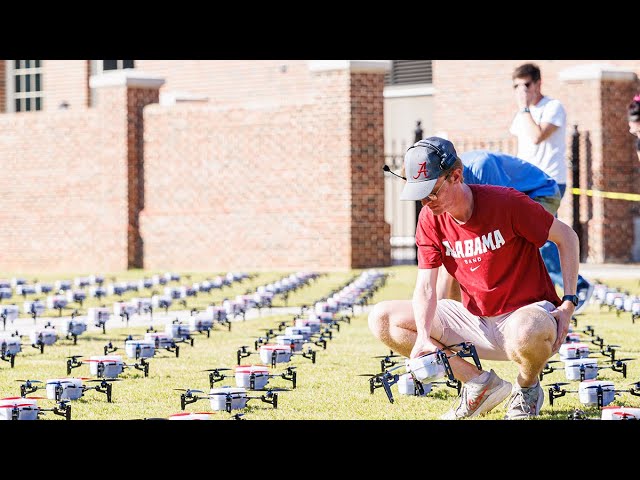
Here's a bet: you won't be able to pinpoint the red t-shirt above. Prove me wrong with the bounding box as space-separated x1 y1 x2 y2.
416 184 561 316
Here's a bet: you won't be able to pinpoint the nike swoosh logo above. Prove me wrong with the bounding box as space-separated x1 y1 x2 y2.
470 266 480 272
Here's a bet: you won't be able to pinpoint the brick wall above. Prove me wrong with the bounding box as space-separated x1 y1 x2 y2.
350 73 390 267
136 60 314 108
41 60 89 111
140 67 390 271
0 107 129 273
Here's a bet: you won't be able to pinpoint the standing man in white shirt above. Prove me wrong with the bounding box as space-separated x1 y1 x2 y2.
510 63 567 195
509 63 592 312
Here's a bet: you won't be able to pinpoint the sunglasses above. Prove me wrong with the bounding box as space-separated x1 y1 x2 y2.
425 173 450 202
513 81 532 90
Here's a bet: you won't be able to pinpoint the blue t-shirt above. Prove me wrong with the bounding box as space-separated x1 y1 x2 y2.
461 150 560 200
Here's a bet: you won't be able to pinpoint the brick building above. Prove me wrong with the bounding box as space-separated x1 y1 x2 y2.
0 60 638 273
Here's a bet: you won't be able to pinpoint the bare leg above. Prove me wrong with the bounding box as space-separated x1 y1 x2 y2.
502 305 557 387
368 300 484 383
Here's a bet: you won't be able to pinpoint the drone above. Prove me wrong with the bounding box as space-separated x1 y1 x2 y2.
539 356 633 381
361 342 481 403
65 353 150 378
17 377 121 403
28 325 58 353
253 327 330 352
236 343 316 368
164 320 196 347
204 364 297 390
87 307 114 334
175 386 279 413
546 379 640 409
1 305 20 330
60 311 88 345
568 405 640 420
0 396 71 420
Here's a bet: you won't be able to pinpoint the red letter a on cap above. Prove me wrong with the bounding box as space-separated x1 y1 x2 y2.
413 162 428 179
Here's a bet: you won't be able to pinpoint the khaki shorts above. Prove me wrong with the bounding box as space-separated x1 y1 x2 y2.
433 299 557 361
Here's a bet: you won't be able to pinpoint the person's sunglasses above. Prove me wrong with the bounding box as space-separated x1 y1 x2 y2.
425 173 450 202
513 81 532 90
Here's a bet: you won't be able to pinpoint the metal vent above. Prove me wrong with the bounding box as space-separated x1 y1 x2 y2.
385 60 432 85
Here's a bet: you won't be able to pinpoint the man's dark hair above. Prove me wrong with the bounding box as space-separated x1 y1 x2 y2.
512 63 541 82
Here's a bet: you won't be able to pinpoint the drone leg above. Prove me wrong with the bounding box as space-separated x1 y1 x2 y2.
67 359 72 375
107 383 112 403
10 354 15 368
382 377 395 404
175 345 180 358
181 394 186 410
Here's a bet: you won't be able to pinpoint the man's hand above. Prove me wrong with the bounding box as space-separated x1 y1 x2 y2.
410 333 439 359
550 304 574 354
515 84 531 111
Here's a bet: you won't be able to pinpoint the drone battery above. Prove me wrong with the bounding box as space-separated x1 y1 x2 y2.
294 317 321 334
88 307 111 325
205 305 227 322
565 333 581 343
559 342 590 360
397 373 432 396
284 326 311 341
47 295 68 310
89 355 124 378
0 336 21 355
62 317 87 336
144 332 174 348
29 328 58 346
406 354 445 383
125 340 155 359
601 406 640 420
209 387 248 411
259 344 292 364
1 304 20 321
165 322 190 339
113 302 138 317
314 301 331 314
235 365 270 389
578 380 615 406
564 358 598 380
276 334 305 352
169 412 215 420
0 397 39 420
189 315 214 332
309 312 334 324
46 378 83 400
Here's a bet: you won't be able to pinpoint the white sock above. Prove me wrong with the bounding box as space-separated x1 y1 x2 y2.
467 370 491 385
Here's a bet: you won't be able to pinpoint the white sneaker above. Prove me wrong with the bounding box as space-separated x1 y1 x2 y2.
440 369 512 420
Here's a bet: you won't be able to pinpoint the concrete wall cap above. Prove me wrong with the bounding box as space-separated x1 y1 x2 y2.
90 69 166 89
559 63 638 82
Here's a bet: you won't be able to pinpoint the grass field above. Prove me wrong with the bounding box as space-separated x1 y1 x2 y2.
1 265 639 420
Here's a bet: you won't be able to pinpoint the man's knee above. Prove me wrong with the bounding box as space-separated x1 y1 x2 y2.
504 306 556 354
368 301 391 337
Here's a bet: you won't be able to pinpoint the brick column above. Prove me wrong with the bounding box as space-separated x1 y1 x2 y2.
308 61 392 268
90 70 164 268
0 60 5 113
559 64 640 263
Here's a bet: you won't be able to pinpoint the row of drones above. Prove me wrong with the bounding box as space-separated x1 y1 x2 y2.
362 281 640 420
167 269 388 420
0 271 326 368
591 282 640 323
1 269 388 420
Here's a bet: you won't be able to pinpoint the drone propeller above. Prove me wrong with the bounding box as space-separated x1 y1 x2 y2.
373 354 402 359
66 355 84 359
86 378 122 383
174 388 205 394
545 382 570 388
358 374 378 377
15 379 43 383
201 368 233 372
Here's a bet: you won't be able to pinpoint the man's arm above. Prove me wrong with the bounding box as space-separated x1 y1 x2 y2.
410 267 440 359
518 116 559 144
547 217 580 353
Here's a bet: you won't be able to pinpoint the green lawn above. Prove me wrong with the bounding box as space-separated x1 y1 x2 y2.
1 265 638 420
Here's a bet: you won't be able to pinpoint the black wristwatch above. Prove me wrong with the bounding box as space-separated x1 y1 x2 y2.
561 294 579 307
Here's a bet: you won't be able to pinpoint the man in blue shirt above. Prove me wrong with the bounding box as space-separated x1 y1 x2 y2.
440 150 592 313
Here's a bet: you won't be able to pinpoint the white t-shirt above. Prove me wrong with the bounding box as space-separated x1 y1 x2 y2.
509 96 567 184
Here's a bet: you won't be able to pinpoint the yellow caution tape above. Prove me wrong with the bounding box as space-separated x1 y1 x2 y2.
571 188 640 202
